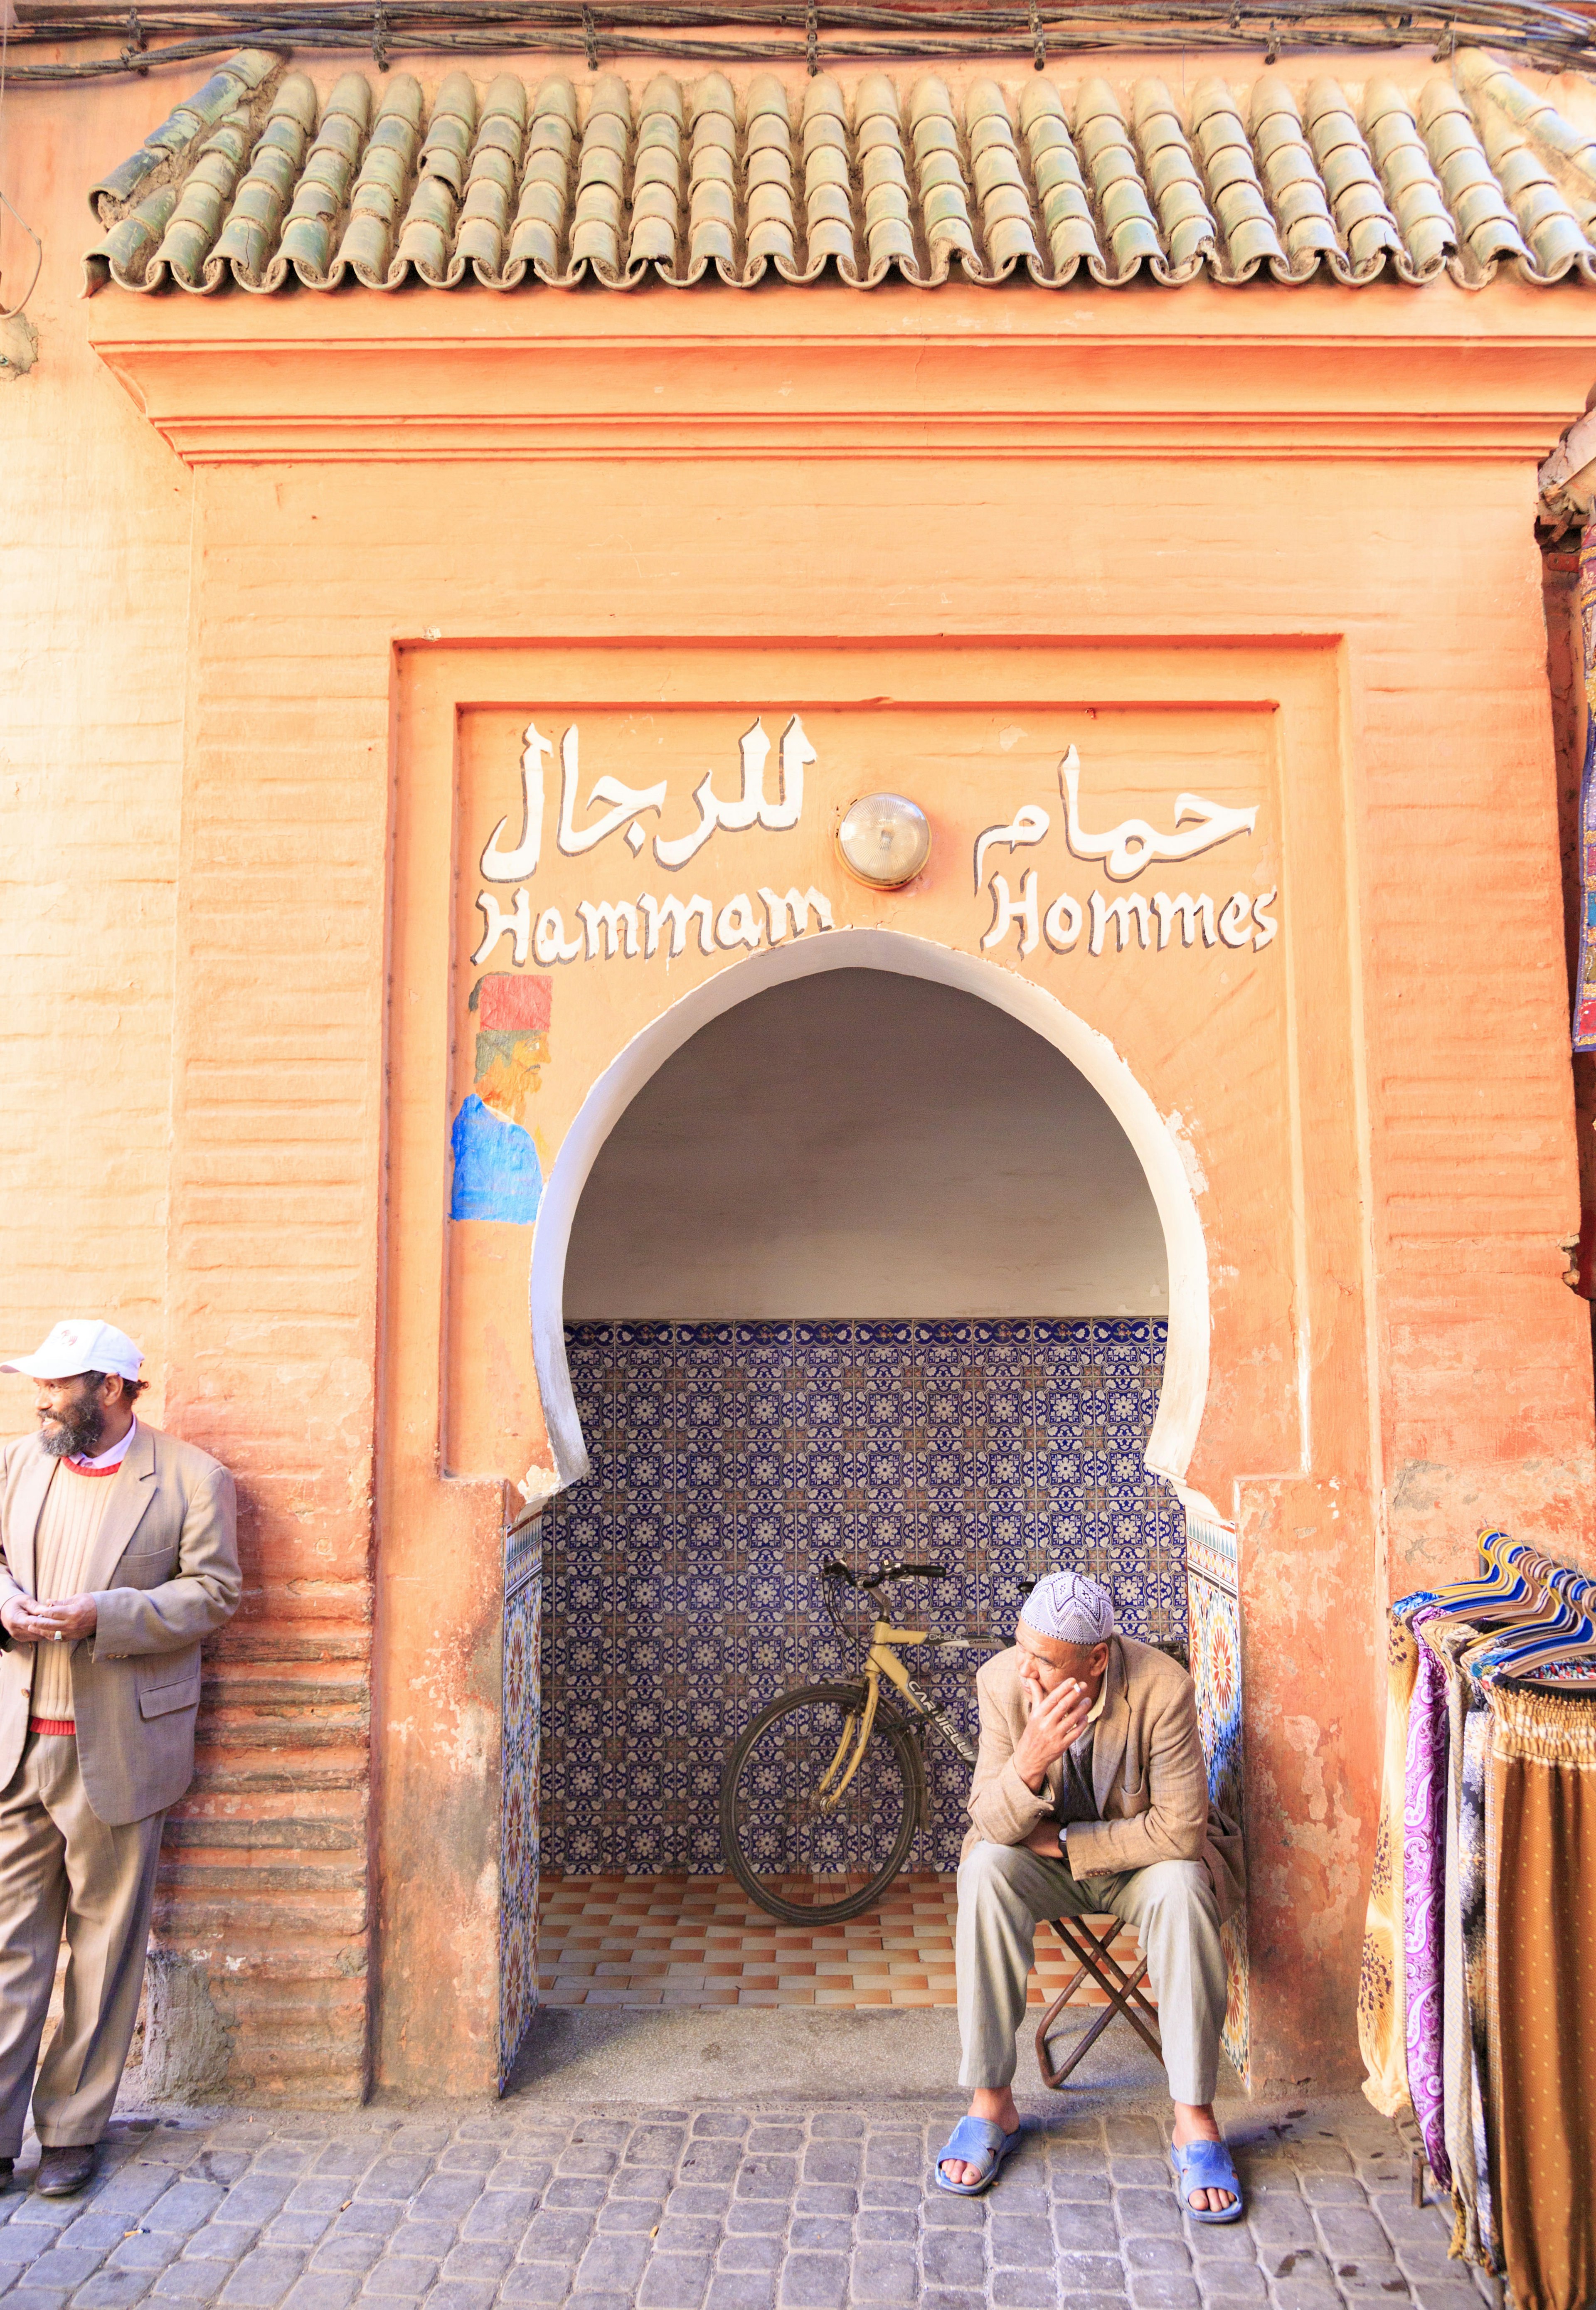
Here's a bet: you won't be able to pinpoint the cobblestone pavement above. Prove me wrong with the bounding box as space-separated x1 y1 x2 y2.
0 2084 1485 2310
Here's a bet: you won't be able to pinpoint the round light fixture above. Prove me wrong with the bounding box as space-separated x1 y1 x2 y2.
836 793 932 890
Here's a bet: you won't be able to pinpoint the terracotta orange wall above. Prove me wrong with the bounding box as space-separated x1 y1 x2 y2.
5 51 1596 2103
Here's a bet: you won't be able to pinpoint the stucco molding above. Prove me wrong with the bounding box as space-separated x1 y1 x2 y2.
86 288 1596 467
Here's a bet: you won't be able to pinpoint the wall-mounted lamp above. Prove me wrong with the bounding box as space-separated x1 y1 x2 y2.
836 793 932 890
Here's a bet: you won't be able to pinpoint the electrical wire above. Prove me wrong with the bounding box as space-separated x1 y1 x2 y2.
7 0 1596 78
0 2 44 320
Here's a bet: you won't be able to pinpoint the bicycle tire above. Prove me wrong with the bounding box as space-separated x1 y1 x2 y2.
719 1681 924 1925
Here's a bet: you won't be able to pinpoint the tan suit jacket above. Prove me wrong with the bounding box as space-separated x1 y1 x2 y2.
0 1424 241 1825
961 1633 1245 1923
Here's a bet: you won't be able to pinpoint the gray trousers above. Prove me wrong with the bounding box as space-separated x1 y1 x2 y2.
956 1841 1227 2106
0 1730 165 2155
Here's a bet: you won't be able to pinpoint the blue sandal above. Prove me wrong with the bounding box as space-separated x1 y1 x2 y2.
935 2115 1024 2196
1170 2137 1244 2223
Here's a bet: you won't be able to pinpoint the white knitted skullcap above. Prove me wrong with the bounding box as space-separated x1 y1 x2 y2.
1019 1569 1115 1647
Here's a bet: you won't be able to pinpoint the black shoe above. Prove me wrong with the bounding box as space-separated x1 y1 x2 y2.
0 2158 12 2189
34 2144 96 2196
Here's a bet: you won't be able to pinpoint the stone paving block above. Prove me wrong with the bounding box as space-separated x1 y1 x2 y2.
1246 2205 1319 2248
989 2213 1054 2268
384 2222 457 2262
69 2272 155 2308
668 2191 733 2223
558 2151 619 2182
1296 2178 1367 2206
405 2176 483 2222
605 2162 670 2199
497 2264 570 2305
520 2211 594 2262
787 2218 849 2256
327 2207 403 2244
1056 2251 1130 2293
855 2207 915 2244
703 2272 775 2310
152 2261 240 2300
691 2119 747 2142
596 2199 662 2235
862 2136 920 2182
1266 2285 1342 2310
798 2148 857 2188
920 2292 986 2310
1194 2269 1268 2303
734 2160 796 2203
1406 2286 1482 2310
718 2235 782 2273
724 2202 786 2237
1109 2123 1165 2155
1128 2278 1200 2310
217 2248 309 2307
180 2224 259 2265
859 2183 919 2214
353 2164 431 2205
1313 2214 1394 2256
808 2121 862 2143
94 2172 185 2221
6 2288 80 2310
26 2247 114 2289
280 2276 362 2310
1115 2159 1171 2187
9 2195 91 2235
1054 2202 1120 2252
990 2266 1059 2308
849 2244 917 2304
680 2148 742 2188
419 2283 499 2310
638 2253 713 2308
744 2132 801 2157
1126 2235 1195 2273
574 2234 651 2292
462 2190 542 2242
110 2236 185 2272
61 2209 143 2252
774 2251 846 2309
310 2237 384 2275
628 2131 687 2168
1329 2266 1411 2297
1116 2190 1184 2237
436 2152 500 2177
921 2226 985 2288
358 2256 439 2298
283 2189 354 2222
920 2193 986 2230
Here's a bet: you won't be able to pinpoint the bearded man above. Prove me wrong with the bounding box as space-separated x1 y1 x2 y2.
0 1321 240 2195
936 1570 1247 2221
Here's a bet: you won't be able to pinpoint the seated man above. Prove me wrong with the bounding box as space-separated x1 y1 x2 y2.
936 1570 1246 2220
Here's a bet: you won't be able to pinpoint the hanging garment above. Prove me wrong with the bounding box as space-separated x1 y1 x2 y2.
1359 1614 1419 2113
1459 1704 1499 2273
1403 1607 1451 2187
1438 1644 1474 2261
1488 1687 1596 2310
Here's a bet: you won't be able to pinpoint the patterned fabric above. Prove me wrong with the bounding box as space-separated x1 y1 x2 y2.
1574 522 1596 1051
1184 1509 1247 2086
1404 1611 1452 2187
498 1513 542 2092
539 1318 1181 1878
1458 1703 1498 2271
1488 1687 1596 2310
1359 1615 1419 2115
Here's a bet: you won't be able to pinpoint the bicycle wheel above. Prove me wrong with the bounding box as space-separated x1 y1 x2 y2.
719 1681 924 1924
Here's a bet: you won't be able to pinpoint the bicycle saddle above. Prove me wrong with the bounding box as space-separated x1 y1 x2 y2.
822 1559 948 1588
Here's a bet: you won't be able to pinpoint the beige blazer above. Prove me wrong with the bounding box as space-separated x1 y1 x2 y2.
0 1424 241 1825
962 1633 1246 1922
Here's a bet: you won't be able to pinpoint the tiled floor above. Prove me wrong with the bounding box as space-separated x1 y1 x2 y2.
538 1875 1144 2012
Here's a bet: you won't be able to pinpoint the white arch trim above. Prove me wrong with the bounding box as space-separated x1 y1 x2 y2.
528 928 1209 1497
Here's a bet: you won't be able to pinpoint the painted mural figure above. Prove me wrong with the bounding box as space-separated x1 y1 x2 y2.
0 1320 241 2197
936 1570 1247 2220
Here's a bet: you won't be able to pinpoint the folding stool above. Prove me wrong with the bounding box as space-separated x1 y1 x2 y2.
1034 1913 1162 2089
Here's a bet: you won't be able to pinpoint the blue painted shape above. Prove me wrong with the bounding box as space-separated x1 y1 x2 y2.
450 1094 542 1224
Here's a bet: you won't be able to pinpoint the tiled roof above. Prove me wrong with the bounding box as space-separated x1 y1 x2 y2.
83 44 1596 294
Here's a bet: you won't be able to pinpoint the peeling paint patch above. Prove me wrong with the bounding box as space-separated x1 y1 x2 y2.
1164 1108 1209 1197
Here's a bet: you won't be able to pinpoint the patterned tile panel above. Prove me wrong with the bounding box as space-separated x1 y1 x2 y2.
498 1512 543 2092
84 50 1596 298
1185 1505 1249 2087
541 1319 1181 1879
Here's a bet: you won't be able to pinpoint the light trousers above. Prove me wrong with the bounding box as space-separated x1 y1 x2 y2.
956 1840 1227 2106
0 1729 164 2155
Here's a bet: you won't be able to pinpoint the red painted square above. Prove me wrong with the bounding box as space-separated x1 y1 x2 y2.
479 973 552 1032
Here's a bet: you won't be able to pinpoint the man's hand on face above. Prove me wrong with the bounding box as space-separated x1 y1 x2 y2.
0 1594 98 1644
1013 1669 1091 1791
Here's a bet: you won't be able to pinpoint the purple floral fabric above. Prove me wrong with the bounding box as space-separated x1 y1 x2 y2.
1404 1609 1452 2187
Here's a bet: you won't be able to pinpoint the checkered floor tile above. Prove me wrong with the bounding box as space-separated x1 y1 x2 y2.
537 1874 1144 2011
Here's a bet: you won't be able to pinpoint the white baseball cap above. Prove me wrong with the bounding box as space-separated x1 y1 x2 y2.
0 1319 144 1383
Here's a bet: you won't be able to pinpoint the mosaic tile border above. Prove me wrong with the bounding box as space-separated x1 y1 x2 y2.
498 1511 543 2091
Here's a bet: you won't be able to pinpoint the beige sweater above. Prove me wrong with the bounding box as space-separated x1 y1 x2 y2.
30 1462 116 1722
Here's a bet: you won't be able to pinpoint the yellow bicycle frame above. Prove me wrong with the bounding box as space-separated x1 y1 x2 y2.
813 1621 929 1813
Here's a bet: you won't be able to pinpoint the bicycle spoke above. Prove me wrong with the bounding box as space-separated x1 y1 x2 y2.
721 1684 920 1920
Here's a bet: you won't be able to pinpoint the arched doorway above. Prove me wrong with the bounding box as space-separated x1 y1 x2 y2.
520 934 1237 2044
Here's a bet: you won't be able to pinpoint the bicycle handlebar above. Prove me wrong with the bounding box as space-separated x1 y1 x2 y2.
821 1559 949 1591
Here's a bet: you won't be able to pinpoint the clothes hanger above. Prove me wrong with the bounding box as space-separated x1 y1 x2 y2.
1394 1531 1544 1628
1466 1553 1596 1682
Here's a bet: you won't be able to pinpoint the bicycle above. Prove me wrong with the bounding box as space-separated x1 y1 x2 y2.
718 1557 1004 1924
